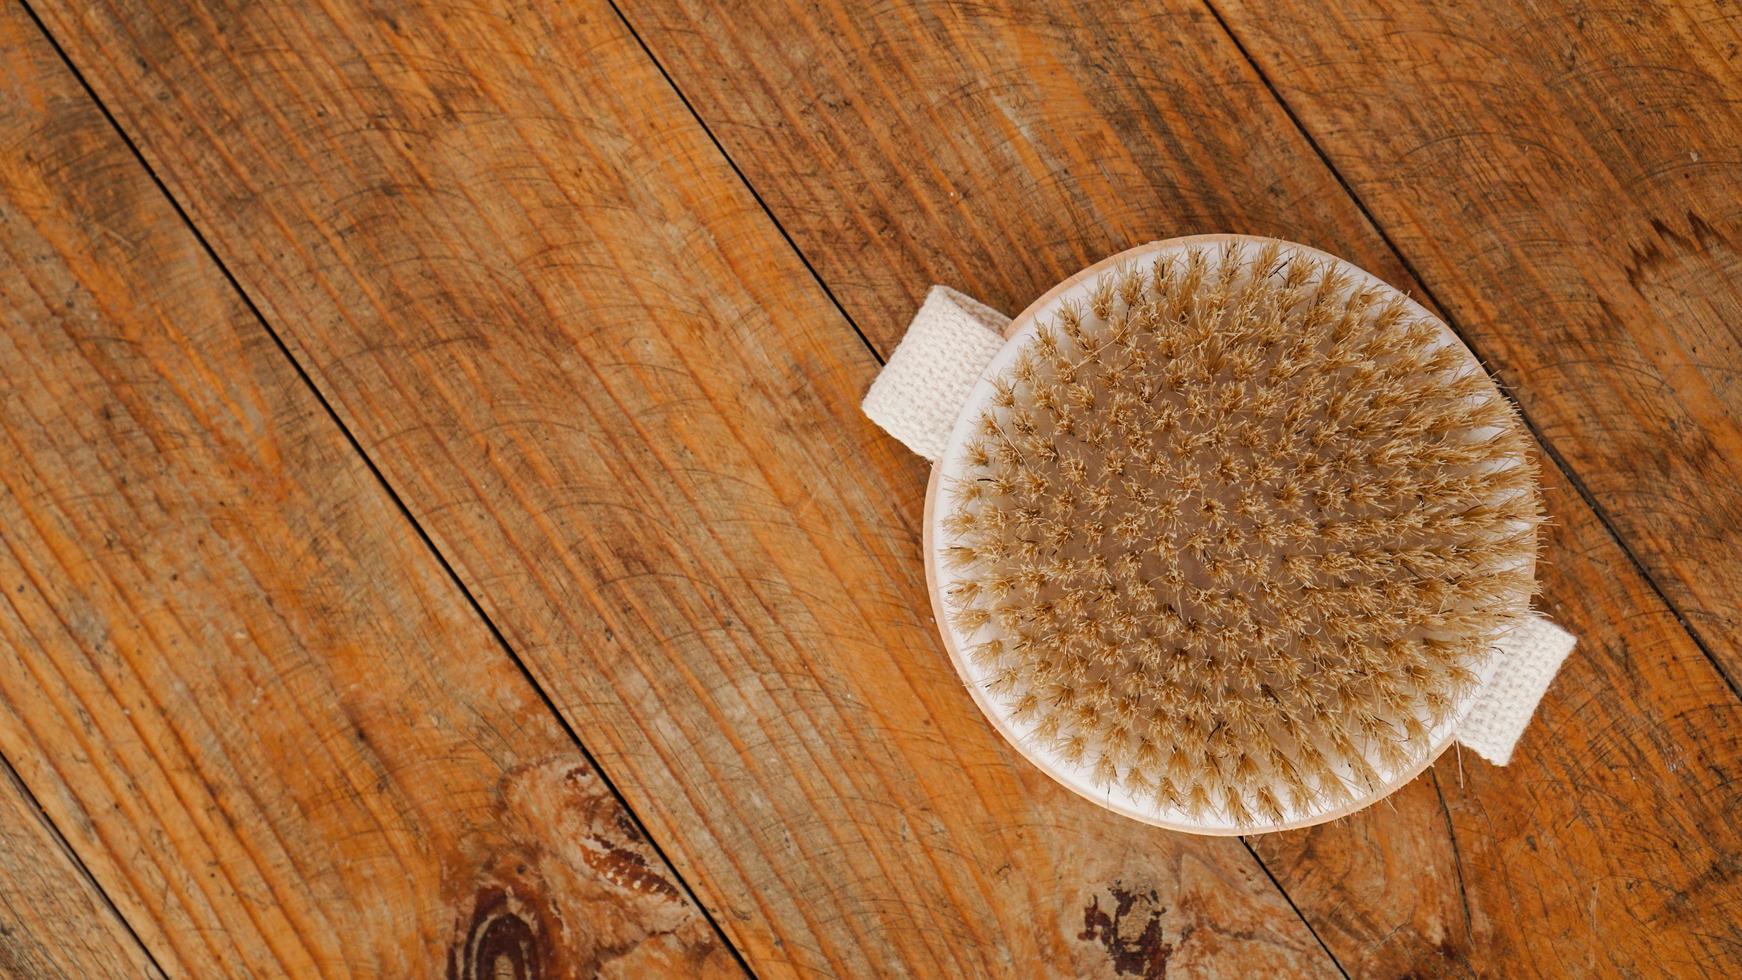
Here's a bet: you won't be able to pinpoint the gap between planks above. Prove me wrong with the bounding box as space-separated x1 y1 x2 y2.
0 750 167 977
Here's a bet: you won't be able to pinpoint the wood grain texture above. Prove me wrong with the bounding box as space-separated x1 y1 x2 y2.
29 0 1343 975
608 0 1742 974
1210 0 1742 667
626 0 1389 350
0 5 734 976
0 761 161 979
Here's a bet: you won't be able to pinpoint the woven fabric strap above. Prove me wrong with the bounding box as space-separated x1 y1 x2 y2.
862 284 1577 767
1457 613 1576 764
861 285 1011 461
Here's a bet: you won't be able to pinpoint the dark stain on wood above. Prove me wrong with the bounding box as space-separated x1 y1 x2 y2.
577 813 683 903
446 759 733 978
449 885 545 980
1624 211 1734 293
1079 882 1173 978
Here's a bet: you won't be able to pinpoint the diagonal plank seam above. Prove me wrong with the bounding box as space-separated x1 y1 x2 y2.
13 2 757 973
1237 836 1350 980
1426 769 1477 960
1197 0 1742 708
603 0 881 369
0 750 168 979
602 0 1353 972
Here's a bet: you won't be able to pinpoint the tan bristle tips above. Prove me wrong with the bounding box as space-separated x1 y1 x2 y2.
945 244 1540 828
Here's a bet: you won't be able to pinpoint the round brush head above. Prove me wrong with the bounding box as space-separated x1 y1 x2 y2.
929 236 1540 832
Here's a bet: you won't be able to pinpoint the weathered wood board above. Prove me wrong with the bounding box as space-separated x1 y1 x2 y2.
0 761 161 978
0 4 735 974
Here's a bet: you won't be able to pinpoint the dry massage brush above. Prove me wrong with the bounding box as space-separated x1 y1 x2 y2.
863 236 1576 833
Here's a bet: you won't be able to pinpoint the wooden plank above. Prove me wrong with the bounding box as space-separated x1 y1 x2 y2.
0 6 736 975
1209 0 1742 666
598 0 1742 974
0 760 161 979
29 0 1345 975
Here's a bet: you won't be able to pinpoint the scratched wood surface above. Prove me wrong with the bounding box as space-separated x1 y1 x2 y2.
612 0 1742 975
0 4 735 975
6 0 1742 976
1213 0 1742 669
26 0 1339 977
0 761 160 978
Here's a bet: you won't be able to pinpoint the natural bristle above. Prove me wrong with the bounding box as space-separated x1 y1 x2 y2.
944 243 1540 828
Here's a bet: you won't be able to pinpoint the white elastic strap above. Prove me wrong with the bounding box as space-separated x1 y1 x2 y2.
1455 613 1576 765
865 283 1576 767
862 285 1010 462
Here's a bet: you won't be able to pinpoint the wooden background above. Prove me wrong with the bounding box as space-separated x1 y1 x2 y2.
1 0 1738 975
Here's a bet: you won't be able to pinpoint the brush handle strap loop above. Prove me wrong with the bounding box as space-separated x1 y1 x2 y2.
867 283 1576 769
862 285 1011 461
1457 613 1576 765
